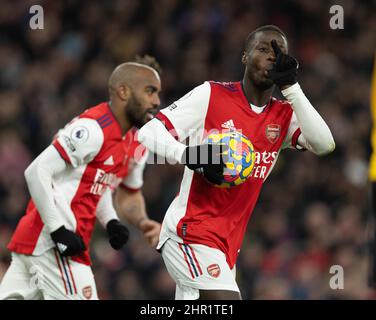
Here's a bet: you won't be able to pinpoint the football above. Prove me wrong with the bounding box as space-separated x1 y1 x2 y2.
206 130 255 187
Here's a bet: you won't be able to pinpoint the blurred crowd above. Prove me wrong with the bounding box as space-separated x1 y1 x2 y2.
0 0 375 299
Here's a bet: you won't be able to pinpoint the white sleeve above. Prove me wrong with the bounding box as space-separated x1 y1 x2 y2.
156 81 211 141
96 188 118 228
281 83 335 155
53 118 104 167
138 82 211 164
282 113 305 151
121 149 148 190
138 119 186 164
24 145 68 233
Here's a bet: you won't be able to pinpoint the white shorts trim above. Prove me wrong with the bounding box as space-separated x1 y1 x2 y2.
0 249 98 300
161 238 239 300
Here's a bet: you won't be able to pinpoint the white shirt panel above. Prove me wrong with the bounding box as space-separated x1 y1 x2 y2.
159 81 211 141
122 149 148 190
55 118 104 167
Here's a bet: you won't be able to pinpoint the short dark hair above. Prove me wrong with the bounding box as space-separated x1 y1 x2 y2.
134 54 162 75
244 25 287 52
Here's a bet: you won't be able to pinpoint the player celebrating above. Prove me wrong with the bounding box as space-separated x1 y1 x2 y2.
137 25 335 300
0 56 162 300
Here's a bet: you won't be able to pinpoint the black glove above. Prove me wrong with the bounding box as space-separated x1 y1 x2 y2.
267 40 299 88
181 144 228 185
106 219 129 250
51 226 86 257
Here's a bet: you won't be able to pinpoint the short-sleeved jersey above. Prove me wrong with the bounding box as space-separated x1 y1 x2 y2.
156 81 302 269
8 102 147 265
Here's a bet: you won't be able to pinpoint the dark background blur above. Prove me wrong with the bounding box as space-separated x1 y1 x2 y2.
0 0 375 299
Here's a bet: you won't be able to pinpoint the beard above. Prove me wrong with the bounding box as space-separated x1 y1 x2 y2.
125 94 147 129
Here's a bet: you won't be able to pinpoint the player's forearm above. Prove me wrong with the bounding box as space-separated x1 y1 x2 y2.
138 118 186 164
24 145 67 233
115 188 148 229
282 83 335 155
96 188 119 228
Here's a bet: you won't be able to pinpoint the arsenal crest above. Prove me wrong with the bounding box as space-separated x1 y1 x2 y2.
207 264 221 278
266 124 281 144
82 285 92 299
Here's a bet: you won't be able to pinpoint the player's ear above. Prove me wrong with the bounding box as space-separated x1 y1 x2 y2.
117 85 130 101
241 51 247 65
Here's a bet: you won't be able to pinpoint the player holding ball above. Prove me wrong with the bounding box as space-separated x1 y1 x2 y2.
138 25 335 300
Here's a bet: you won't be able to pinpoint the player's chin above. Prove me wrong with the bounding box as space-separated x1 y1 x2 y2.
130 117 146 129
134 116 150 128
256 77 274 90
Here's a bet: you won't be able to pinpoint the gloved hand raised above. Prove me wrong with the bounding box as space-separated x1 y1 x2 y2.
268 40 299 89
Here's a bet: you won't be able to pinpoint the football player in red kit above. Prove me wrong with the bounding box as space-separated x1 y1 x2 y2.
138 25 335 300
0 56 162 300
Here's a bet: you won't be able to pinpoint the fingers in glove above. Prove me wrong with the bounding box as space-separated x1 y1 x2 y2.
60 239 86 257
109 233 129 250
271 40 282 57
204 171 224 185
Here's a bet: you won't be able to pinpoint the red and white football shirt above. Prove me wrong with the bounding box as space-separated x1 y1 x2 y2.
156 81 302 269
8 102 147 265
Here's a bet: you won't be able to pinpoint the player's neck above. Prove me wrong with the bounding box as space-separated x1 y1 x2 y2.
241 77 273 107
108 100 131 134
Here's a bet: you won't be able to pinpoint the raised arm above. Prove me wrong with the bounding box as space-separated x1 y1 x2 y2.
282 83 335 155
268 39 335 155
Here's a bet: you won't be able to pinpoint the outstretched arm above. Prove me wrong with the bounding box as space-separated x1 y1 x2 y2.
138 81 212 164
115 187 160 247
138 118 186 164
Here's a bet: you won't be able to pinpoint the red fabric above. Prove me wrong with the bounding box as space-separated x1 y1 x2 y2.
7 201 44 254
52 140 71 163
155 112 179 140
9 102 145 266
292 128 302 148
175 81 294 268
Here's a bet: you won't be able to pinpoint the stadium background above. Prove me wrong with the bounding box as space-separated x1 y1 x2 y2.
0 0 374 299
